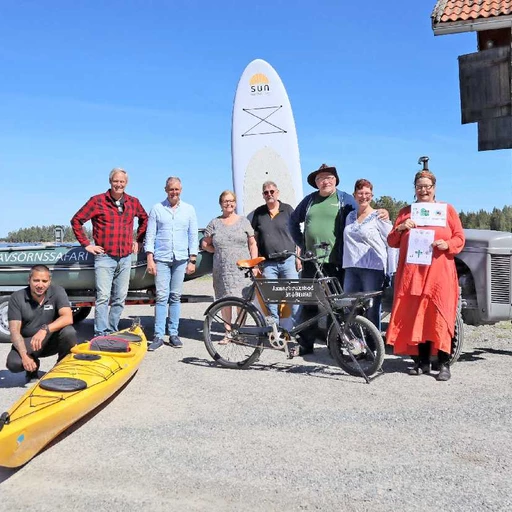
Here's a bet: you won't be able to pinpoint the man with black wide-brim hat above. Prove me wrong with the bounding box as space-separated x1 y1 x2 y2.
288 163 356 356
290 164 389 356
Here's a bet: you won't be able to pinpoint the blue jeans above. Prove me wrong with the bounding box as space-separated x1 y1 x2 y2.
343 267 385 331
154 259 187 338
94 254 132 335
262 255 299 323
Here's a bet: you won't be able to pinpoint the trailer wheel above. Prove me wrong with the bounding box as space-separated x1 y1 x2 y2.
0 297 10 343
72 306 92 324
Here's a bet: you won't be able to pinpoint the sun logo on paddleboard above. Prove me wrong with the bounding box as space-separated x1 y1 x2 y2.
249 73 270 95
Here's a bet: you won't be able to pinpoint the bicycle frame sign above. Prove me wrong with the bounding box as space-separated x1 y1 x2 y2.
257 279 324 305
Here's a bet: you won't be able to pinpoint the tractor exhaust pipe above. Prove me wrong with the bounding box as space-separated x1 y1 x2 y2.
418 156 429 171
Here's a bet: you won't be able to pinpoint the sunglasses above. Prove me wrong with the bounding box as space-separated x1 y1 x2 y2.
263 190 276 196
114 200 124 213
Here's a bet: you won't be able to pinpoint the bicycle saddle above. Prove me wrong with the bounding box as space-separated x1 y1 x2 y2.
237 257 266 269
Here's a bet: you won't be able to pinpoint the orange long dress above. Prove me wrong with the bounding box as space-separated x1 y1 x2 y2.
386 203 465 356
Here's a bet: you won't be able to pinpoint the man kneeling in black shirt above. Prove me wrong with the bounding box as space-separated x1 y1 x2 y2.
7 264 77 382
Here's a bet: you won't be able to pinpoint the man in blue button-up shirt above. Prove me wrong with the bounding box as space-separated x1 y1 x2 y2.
144 176 198 350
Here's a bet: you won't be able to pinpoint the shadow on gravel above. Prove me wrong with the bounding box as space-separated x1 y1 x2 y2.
0 369 48 389
460 347 512 360
457 349 488 363
482 347 512 357
178 318 205 342
0 465 20 483
180 356 370 384
381 357 410 375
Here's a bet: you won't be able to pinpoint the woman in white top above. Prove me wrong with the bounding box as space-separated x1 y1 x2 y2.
343 179 393 331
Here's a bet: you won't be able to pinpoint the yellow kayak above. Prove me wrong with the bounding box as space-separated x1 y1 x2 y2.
0 323 147 468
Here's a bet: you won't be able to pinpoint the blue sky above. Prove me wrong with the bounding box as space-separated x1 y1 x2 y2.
1 0 510 238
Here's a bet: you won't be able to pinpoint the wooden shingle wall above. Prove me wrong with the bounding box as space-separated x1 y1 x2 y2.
457 27 512 150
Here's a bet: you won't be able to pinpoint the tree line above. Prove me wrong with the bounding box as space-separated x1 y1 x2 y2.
458 205 512 232
1 225 92 243
373 198 511 230
1 201 511 242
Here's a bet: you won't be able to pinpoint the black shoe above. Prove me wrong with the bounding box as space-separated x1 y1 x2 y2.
436 364 451 381
148 337 164 351
168 335 183 348
292 345 314 357
25 370 40 382
408 363 431 376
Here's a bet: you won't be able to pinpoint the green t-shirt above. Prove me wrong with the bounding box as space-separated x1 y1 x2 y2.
304 192 340 263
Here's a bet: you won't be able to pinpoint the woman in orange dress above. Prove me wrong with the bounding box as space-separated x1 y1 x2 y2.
386 170 465 381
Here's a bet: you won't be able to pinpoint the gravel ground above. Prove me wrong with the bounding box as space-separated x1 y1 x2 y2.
0 276 511 511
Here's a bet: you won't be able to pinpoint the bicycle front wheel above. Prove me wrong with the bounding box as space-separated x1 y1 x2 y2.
328 314 385 377
203 297 265 369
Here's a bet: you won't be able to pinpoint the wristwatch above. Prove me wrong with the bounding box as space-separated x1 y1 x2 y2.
189 257 197 264
40 324 50 335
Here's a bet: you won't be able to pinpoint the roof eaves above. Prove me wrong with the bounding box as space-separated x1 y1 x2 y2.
433 14 512 35
431 0 450 24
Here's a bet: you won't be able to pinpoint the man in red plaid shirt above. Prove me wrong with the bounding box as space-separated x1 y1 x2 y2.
71 168 148 336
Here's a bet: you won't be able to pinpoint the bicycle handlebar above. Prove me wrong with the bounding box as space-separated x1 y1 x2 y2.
268 250 309 262
268 243 331 263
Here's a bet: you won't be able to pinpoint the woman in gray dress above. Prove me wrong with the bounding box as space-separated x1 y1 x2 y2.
202 190 258 342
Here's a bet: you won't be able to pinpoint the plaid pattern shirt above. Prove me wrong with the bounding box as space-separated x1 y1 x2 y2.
71 189 148 258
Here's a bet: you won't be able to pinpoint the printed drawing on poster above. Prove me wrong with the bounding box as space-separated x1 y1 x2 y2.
406 228 435 265
411 202 447 227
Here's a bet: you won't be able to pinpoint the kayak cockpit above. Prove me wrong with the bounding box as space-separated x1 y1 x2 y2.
39 377 88 392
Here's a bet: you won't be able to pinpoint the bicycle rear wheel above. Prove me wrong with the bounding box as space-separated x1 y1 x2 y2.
328 314 385 377
203 297 265 369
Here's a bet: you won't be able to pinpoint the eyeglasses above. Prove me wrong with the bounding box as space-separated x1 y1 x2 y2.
114 200 124 213
355 192 372 197
415 184 434 191
315 175 336 182
263 190 276 196
222 200 236 205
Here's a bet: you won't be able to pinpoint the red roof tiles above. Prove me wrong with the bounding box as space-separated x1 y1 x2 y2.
432 0 512 24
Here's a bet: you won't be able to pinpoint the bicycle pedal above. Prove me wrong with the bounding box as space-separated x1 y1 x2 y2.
286 348 295 359
265 315 278 326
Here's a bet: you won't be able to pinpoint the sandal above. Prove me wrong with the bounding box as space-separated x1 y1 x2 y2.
219 332 232 345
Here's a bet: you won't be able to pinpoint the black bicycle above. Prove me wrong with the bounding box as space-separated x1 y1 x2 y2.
203 245 385 383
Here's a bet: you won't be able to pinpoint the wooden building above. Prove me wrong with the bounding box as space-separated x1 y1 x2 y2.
432 1 512 150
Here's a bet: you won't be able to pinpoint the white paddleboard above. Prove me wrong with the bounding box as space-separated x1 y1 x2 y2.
231 59 303 215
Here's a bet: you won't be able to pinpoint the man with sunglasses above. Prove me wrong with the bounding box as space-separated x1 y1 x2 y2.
251 181 299 325
71 168 148 337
